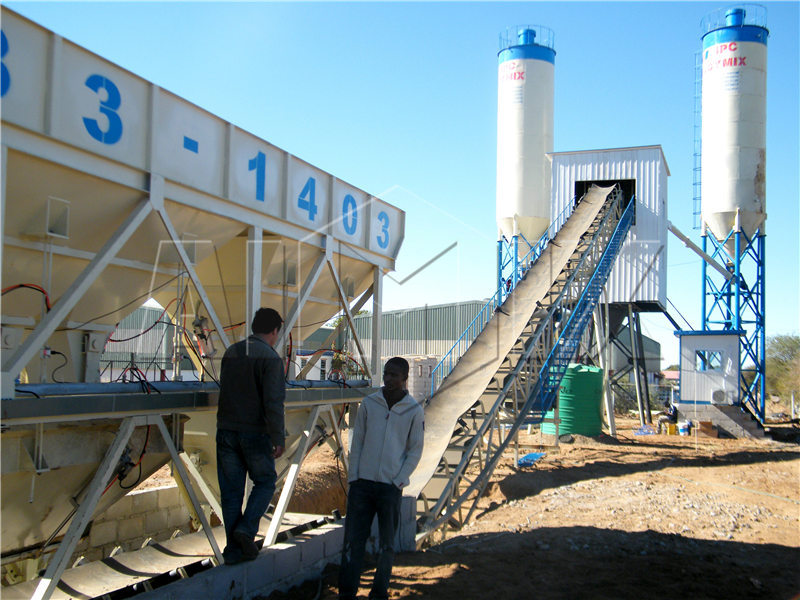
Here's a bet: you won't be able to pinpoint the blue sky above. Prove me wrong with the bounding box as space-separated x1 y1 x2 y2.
5 1 799 367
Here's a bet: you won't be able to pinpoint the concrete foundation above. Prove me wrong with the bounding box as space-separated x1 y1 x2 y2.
676 403 766 440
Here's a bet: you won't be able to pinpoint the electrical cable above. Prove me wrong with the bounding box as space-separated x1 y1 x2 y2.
1 283 52 311
118 425 152 491
60 272 187 331
49 350 68 383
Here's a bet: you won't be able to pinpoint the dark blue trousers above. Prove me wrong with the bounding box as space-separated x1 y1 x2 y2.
338 479 402 600
216 429 276 561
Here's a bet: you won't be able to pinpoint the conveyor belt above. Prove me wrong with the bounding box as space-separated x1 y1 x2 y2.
407 186 613 500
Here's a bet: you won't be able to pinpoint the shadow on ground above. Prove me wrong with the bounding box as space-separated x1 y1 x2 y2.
266 526 800 600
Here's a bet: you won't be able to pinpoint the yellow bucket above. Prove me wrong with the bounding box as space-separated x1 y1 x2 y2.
666 424 677 435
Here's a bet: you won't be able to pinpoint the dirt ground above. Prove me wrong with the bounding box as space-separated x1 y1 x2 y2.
266 418 800 600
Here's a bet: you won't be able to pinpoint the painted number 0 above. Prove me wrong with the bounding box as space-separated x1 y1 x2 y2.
1 31 10 97
342 194 358 235
298 177 317 221
83 74 123 145
376 211 390 249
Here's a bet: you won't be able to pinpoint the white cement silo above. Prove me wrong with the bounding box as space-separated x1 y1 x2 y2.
496 26 555 242
701 6 768 253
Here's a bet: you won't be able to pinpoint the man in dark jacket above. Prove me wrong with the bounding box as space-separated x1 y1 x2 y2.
216 307 285 565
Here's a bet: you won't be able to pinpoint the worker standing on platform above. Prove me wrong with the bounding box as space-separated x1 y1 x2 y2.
216 308 285 565
338 357 425 600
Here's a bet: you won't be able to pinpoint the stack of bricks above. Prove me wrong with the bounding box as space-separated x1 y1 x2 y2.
72 485 196 564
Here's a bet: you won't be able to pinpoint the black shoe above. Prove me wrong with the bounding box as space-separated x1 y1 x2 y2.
233 530 259 560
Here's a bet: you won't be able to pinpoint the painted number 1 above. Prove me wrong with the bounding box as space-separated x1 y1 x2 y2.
83 74 123 145
298 177 317 221
376 211 390 249
248 151 266 202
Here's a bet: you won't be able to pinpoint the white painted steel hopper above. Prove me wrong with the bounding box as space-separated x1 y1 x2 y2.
701 5 768 254
496 26 555 242
0 7 401 565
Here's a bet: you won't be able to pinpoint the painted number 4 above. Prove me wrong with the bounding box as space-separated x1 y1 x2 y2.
298 177 317 221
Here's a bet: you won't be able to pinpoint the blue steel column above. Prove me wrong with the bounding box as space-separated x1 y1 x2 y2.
757 234 766 420
513 235 519 287
497 238 503 299
701 233 708 329
734 229 741 329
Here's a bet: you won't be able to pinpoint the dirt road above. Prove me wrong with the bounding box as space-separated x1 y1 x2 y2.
270 419 800 600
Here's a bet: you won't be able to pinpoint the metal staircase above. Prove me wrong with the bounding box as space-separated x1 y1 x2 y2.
414 185 635 544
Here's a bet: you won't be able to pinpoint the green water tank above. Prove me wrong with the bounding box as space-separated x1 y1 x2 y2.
541 363 604 436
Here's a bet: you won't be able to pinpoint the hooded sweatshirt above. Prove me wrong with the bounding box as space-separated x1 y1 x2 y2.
348 390 424 489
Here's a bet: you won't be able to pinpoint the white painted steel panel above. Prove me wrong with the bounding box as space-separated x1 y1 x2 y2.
287 156 331 234
0 12 48 133
229 128 285 218
331 180 368 248
0 7 403 260
550 146 669 308
153 90 226 196
368 198 403 257
54 41 149 169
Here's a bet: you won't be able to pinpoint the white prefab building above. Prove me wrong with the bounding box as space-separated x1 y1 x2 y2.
549 146 670 311
676 331 740 406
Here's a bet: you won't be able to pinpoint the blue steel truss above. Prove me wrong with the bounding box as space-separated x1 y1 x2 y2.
702 227 766 422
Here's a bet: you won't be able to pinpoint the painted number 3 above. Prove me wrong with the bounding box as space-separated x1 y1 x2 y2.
83 74 123 145
376 211 390 249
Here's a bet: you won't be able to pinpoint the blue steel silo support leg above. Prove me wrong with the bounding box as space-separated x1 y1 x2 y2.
497 238 504 301
701 233 708 330
734 228 741 330
758 234 766 421
513 235 520 287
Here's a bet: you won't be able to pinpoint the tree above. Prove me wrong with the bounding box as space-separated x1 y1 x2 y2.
765 334 800 399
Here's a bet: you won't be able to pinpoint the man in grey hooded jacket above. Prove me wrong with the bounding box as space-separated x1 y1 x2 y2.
338 356 424 600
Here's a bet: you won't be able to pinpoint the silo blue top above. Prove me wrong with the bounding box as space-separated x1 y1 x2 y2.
498 26 556 64
702 7 768 49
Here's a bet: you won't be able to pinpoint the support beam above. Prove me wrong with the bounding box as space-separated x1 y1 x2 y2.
31 418 138 600
297 284 374 380
3 198 153 385
371 266 384 386
668 221 733 281
179 451 223 524
628 304 646 427
593 303 616 437
327 255 372 381
633 311 652 424
264 406 322 546
153 196 230 350
245 226 264 340
153 416 223 563
277 248 327 353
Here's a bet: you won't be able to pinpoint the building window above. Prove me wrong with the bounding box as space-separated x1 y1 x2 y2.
320 359 326 380
695 350 722 371
300 358 308 368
